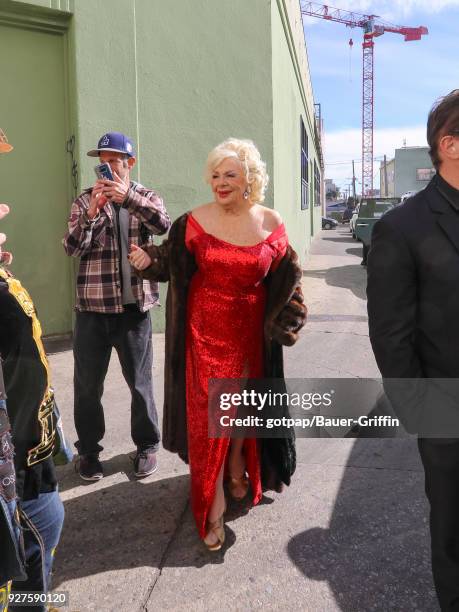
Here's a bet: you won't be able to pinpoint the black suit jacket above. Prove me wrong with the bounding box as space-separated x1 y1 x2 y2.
367 175 459 439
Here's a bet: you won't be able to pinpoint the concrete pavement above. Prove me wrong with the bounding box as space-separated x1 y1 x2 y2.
49 226 438 612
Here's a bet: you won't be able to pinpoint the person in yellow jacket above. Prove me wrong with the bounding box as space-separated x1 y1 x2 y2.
0 129 64 612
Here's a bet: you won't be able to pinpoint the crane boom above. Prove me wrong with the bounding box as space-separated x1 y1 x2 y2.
301 1 428 194
301 1 376 29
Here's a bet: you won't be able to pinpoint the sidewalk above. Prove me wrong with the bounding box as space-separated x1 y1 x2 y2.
49 227 438 612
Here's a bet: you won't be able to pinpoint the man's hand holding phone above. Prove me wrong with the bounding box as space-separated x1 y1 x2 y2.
87 161 114 220
87 182 108 220
100 171 130 205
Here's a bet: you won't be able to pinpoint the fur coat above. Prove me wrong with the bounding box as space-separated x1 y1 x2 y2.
138 212 307 491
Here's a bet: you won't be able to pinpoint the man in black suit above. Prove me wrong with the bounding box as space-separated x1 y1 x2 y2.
367 89 459 611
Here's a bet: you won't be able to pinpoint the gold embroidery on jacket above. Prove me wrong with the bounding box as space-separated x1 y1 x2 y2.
0 268 56 466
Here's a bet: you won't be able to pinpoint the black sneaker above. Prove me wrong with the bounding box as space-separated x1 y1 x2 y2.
78 453 103 481
134 450 158 478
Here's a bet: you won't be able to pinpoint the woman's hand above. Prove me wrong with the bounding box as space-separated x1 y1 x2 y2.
0 204 10 220
270 286 307 346
128 243 152 270
0 250 13 265
0 204 13 264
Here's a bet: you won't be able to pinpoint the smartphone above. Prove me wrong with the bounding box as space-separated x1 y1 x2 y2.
94 162 114 181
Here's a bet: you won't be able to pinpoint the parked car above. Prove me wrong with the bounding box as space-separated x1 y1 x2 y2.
400 190 418 203
322 216 338 230
354 197 401 264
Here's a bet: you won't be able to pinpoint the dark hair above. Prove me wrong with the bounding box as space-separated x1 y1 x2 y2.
427 89 459 169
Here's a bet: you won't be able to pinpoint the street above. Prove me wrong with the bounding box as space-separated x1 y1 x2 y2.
49 227 438 612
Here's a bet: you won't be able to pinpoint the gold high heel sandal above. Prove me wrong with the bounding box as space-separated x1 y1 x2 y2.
203 514 225 551
228 474 249 501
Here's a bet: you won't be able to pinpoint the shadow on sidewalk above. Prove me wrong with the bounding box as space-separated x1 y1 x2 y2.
320 235 355 244
53 455 268 583
345 247 363 258
287 438 438 612
303 265 366 301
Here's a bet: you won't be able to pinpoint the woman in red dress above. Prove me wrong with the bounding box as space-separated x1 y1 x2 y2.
129 139 306 550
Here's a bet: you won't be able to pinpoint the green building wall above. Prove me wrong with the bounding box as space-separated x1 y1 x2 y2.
64 0 275 224
1 0 322 335
271 0 322 261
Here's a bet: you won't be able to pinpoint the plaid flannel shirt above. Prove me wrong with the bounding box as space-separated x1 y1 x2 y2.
63 182 170 313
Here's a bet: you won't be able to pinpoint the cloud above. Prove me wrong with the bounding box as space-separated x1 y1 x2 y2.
323 125 427 190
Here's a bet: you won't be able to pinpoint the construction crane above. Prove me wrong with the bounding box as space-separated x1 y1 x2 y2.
301 1 428 195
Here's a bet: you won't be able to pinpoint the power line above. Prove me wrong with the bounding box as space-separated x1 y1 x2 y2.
326 156 385 166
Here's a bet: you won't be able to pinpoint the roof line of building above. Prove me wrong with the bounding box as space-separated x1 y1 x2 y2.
275 0 316 143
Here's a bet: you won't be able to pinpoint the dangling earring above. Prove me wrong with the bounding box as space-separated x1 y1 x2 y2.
243 185 251 200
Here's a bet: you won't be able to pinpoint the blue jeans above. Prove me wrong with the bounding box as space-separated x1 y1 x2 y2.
10 491 64 612
0 400 25 591
0 497 25 612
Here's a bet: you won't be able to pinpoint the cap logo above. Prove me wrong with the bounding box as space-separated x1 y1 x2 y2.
100 134 110 146
126 142 133 153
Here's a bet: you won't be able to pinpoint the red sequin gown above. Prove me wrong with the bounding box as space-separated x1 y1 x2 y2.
185 214 288 537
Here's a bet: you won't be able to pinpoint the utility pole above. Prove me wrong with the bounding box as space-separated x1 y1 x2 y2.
352 160 356 200
383 154 388 196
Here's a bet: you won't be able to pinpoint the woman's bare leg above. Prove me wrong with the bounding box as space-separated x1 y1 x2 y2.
204 439 247 544
228 438 248 498
208 463 225 521
204 463 226 545
228 438 245 476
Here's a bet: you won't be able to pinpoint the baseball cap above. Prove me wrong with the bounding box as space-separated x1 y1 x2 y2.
0 128 13 153
87 131 135 157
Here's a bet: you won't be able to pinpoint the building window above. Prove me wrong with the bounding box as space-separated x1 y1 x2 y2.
301 118 309 210
314 160 321 206
416 168 436 181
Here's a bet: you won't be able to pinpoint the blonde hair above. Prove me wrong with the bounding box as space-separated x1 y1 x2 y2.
205 138 269 203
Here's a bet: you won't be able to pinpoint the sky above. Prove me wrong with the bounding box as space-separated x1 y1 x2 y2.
302 0 459 193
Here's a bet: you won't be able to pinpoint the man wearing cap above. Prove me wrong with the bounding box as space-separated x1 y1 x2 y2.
63 132 170 481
